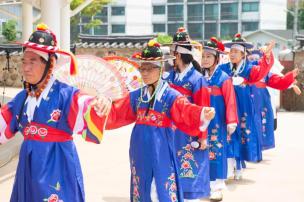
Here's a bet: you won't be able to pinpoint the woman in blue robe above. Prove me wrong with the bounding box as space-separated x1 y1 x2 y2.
248 50 299 150
218 33 275 179
165 28 211 201
201 37 238 201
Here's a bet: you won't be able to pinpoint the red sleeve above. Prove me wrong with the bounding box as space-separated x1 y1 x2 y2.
267 71 296 90
248 53 274 83
170 96 205 138
106 94 137 129
192 87 210 139
222 79 238 124
0 104 15 143
192 87 210 107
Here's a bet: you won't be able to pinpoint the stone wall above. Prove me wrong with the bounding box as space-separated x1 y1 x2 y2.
0 55 23 88
0 47 142 88
281 51 304 111
75 47 141 58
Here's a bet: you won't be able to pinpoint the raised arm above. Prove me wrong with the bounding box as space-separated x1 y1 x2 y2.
266 70 297 90
248 52 274 83
248 41 275 83
67 91 106 144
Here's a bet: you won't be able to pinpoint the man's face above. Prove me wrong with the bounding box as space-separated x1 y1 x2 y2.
21 51 46 84
229 48 244 64
138 62 160 85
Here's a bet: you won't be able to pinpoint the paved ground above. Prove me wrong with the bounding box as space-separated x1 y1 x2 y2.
0 87 303 202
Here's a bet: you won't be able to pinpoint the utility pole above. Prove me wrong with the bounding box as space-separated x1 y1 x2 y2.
293 0 299 47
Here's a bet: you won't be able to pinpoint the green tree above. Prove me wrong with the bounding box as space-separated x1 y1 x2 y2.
221 35 233 41
2 20 17 42
70 0 111 42
156 34 173 45
287 1 304 30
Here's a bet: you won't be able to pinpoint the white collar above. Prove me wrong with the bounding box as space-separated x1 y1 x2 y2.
25 76 56 122
143 79 168 102
205 65 219 81
175 63 193 81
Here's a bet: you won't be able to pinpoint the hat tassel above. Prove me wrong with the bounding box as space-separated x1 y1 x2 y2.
56 50 78 76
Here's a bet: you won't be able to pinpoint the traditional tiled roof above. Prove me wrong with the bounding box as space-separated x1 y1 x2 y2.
76 34 155 49
0 44 23 55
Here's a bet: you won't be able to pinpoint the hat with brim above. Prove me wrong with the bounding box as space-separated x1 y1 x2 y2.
162 27 201 48
224 33 254 50
203 37 226 55
249 49 263 57
131 40 175 64
203 46 226 54
16 23 77 75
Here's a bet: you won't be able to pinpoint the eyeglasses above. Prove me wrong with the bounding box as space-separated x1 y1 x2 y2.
138 66 159 73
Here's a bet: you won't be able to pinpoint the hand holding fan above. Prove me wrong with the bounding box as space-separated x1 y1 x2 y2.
103 56 142 91
54 55 127 101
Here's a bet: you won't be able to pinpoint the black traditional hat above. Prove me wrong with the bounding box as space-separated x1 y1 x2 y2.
224 33 254 50
131 40 175 63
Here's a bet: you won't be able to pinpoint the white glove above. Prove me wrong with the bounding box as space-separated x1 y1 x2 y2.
227 123 237 135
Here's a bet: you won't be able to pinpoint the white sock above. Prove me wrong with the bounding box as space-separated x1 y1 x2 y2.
150 178 159 202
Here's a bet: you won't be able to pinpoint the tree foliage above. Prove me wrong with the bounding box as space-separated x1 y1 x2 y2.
70 0 111 42
287 1 304 30
70 0 111 28
2 20 17 42
156 34 173 45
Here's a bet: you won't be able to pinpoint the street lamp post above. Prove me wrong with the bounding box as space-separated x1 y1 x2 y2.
285 5 299 48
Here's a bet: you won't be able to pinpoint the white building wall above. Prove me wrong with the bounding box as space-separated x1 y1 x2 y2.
259 0 287 30
152 0 166 4
125 0 152 35
245 32 288 57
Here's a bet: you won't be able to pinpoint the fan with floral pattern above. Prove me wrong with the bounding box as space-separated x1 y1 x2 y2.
103 56 142 92
54 55 127 101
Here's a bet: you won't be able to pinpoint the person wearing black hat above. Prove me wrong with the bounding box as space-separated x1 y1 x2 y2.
248 49 300 152
0 24 108 201
201 37 238 201
218 33 275 180
164 27 211 202
98 40 215 202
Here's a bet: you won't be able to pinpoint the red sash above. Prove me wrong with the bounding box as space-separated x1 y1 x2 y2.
23 122 73 142
209 86 222 96
136 109 171 128
254 81 267 88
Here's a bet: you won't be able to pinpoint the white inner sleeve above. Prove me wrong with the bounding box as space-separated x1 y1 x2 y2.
73 95 93 134
0 113 8 144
